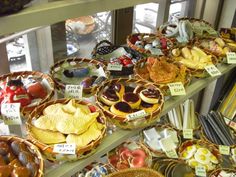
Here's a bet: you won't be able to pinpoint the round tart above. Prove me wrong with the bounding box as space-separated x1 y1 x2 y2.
109 83 125 97
140 101 159 113
122 92 141 109
139 88 160 104
110 102 132 117
100 89 120 106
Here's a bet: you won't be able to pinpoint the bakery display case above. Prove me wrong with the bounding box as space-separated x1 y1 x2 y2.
0 0 236 177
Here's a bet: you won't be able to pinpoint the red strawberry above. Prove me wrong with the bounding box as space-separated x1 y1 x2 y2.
131 149 146 159
130 156 145 168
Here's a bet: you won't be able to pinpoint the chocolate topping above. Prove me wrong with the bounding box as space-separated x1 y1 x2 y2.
7 79 23 87
114 102 132 113
102 89 119 101
125 86 135 93
133 85 145 94
141 101 153 108
123 93 140 103
142 88 160 98
109 83 122 92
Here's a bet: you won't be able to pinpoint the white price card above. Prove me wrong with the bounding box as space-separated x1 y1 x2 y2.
126 110 148 121
183 129 193 139
204 65 221 77
229 121 236 131
226 52 236 64
196 166 206 177
167 82 186 96
1 103 22 125
53 144 76 155
65 85 83 99
107 63 123 71
219 145 230 155
165 149 178 158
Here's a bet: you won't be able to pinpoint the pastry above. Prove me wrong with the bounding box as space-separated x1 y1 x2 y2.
11 167 31 177
140 101 159 113
27 81 47 99
11 141 28 156
100 89 120 106
133 85 145 94
0 165 13 177
18 151 34 166
109 83 125 97
122 93 141 109
139 88 160 104
110 102 132 117
0 141 10 155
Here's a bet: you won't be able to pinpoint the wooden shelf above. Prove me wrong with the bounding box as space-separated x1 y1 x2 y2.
45 63 236 177
0 0 157 36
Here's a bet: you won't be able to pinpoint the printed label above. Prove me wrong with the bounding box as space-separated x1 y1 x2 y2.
195 165 207 177
204 65 221 77
126 110 148 121
53 144 76 155
165 149 178 158
183 129 193 139
65 85 83 99
1 103 22 125
107 63 123 71
219 145 230 155
168 82 186 96
226 52 236 64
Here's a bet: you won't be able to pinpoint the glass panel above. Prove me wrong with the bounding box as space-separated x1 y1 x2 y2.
132 3 159 33
169 1 188 21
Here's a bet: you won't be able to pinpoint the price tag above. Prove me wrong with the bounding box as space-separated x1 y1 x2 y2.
165 149 178 158
219 145 230 155
126 110 148 121
204 65 221 77
167 82 186 96
1 103 22 125
53 144 76 154
224 117 231 124
65 85 83 99
183 129 193 139
226 52 236 64
107 63 123 71
195 165 207 177
229 121 236 131
231 148 236 155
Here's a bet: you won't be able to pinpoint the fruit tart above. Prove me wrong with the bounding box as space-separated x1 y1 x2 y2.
26 99 106 161
0 71 54 115
50 58 109 96
96 78 164 129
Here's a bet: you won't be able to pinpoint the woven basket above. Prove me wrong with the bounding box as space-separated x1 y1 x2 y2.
50 57 110 96
134 57 191 95
26 98 107 161
107 168 163 177
91 40 142 76
209 168 236 176
0 71 55 116
0 135 44 177
0 0 32 15
126 33 173 56
170 46 218 78
140 124 181 157
178 140 222 172
107 141 152 171
95 78 164 129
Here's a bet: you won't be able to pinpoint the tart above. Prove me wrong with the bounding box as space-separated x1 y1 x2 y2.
110 102 132 117
140 88 160 104
100 89 120 106
122 92 141 109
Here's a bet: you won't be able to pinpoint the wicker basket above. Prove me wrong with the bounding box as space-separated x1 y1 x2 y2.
26 98 107 161
95 78 164 129
0 0 32 15
0 71 55 116
107 168 163 177
0 135 44 177
209 168 236 177
107 141 152 171
134 57 191 95
140 124 181 157
50 57 110 96
126 33 173 56
91 40 142 76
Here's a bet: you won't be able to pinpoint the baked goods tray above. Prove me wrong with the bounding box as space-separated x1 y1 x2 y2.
44 63 236 177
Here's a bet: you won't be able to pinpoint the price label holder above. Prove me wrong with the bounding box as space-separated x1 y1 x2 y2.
183 129 193 139
226 52 236 64
165 149 178 158
65 85 83 99
107 63 123 71
167 82 186 96
196 166 207 177
126 110 148 121
219 145 230 155
204 65 221 77
53 144 76 155
1 103 22 125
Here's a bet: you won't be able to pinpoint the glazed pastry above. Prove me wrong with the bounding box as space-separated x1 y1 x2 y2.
9 159 22 167
11 141 28 156
109 83 125 97
0 141 10 155
100 89 120 106
140 101 159 113
110 102 132 116
18 151 34 166
139 88 160 104
27 81 47 99
11 167 31 177
0 165 13 177
122 93 141 109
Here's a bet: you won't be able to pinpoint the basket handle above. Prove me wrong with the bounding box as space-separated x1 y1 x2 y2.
92 40 114 57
